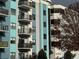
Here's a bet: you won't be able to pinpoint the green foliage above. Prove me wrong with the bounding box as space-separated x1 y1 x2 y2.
38 49 47 59
64 50 75 59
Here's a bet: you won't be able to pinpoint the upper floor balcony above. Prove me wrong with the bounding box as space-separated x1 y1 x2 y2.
51 29 61 36
0 7 8 16
0 41 8 48
51 19 60 25
18 0 32 12
18 14 32 25
18 28 32 38
19 52 31 59
18 42 32 52
0 0 8 2
0 16 5 21
18 42 32 48
0 1 8 16
0 23 8 33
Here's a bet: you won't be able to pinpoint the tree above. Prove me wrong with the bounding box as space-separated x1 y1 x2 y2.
53 8 79 51
68 2 79 13
60 8 79 51
38 49 47 59
62 8 79 51
64 50 75 59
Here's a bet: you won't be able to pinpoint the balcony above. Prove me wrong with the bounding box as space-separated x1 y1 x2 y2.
51 29 60 36
0 41 8 48
18 43 32 48
51 19 60 25
18 43 32 52
18 16 32 25
18 28 32 38
0 24 8 33
19 53 31 59
0 7 8 16
18 1 31 12
0 16 5 21
50 8 64 14
0 0 8 2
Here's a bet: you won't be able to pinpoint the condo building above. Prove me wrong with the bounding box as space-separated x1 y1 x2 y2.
18 0 32 59
32 0 50 59
0 0 51 59
0 0 17 59
0 0 69 59
49 4 66 59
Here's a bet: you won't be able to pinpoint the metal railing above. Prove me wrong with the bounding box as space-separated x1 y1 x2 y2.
0 7 8 15
18 43 32 48
0 41 8 47
0 0 8 2
19 1 31 7
18 28 32 34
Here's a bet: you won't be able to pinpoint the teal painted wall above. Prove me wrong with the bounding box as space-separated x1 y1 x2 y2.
40 1 49 59
10 1 16 9
9 0 17 55
32 1 36 54
10 15 16 23
10 44 16 52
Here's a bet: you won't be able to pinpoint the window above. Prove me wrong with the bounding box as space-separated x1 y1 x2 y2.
4 25 8 30
0 1 5 7
11 9 16 15
32 14 35 20
10 37 16 44
19 11 24 19
32 2 35 8
29 15 32 20
43 22 46 27
10 52 16 59
43 10 46 15
51 19 54 24
0 16 5 21
44 34 46 39
44 45 47 50
3 25 8 31
11 23 16 29
32 28 36 33
0 48 5 52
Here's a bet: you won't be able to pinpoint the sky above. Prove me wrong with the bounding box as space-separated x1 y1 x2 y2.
51 0 79 6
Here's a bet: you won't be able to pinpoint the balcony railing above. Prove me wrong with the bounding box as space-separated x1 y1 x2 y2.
18 14 32 24
0 7 8 16
18 42 32 52
18 43 32 48
19 53 31 59
0 0 8 2
51 29 60 35
18 28 32 38
18 1 31 11
18 28 31 34
0 41 8 48
19 1 31 7
18 14 32 20
0 24 8 33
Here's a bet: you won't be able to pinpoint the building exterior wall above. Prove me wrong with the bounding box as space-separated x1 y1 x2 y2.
0 0 17 59
32 0 50 59
17 0 32 59
50 5 66 59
